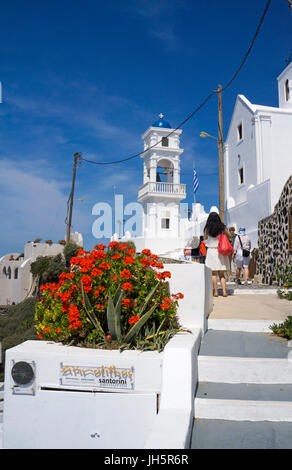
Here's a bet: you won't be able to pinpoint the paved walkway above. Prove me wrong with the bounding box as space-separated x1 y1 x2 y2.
209 293 291 321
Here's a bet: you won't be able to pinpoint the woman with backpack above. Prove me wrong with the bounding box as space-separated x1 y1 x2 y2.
232 227 251 285
204 212 232 297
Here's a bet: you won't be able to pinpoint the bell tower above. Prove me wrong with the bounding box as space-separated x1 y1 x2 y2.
138 114 186 242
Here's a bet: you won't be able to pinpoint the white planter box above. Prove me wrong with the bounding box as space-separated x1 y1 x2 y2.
3 262 211 449
3 329 201 449
3 341 163 449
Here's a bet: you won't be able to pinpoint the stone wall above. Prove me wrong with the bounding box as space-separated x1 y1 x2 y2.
257 175 292 285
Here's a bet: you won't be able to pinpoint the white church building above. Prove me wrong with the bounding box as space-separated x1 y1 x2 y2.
0 233 83 306
123 114 211 258
224 60 292 248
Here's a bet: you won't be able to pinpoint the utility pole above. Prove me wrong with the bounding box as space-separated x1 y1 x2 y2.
216 84 225 223
66 152 82 243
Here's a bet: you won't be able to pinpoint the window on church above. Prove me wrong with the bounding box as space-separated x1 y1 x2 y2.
161 218 170 229
237 123 243 141
162 137 169 147
14 268 18 279
285 79 290 102
238 167 244 185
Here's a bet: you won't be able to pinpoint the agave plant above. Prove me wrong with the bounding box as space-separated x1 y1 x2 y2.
35 242 185 350
81 281 161 347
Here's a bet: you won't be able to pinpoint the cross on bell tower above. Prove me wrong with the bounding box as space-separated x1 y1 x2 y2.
138 114 186 242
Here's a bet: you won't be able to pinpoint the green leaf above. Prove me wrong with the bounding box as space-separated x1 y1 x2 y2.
106 289 122 341
113 284 122 305
124 303 157 344
81 282 105 337
139 281 160 315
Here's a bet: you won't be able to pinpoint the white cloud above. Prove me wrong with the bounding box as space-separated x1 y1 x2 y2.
0 159 89 254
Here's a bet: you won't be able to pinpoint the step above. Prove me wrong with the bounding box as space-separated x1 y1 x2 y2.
196 382 292 401
191 419 292 449
198 356 292 384
195 398 292 422
207 319 281 333
199 330 289 358
195 382 292 421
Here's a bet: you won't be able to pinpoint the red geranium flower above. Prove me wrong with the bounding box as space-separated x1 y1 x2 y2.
128 315 140 325
99 261 111 270
123 256 136 265
121 282 133 291
120 269 131 280
91 268 103 277
109 241 119 249
141 249 151 256
119 243 129 250
81 275 92 286
94 244 107 250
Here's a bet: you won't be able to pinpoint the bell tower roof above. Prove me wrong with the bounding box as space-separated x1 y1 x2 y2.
152 113 172 129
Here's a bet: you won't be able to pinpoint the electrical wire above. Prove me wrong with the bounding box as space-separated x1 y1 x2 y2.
80 0 271 167
81 92 215 166
220 0 272 92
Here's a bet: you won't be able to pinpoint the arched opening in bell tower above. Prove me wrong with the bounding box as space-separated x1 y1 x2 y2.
156 158 174 184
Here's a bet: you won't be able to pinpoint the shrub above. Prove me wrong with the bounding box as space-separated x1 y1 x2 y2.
0 298 38 381
275 264 292 300
63 241 81 267
270 316 292 340
31 254 66 285
35 242 184 351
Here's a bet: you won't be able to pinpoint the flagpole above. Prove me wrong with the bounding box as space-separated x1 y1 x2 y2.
193 162 200 236
193 161 196 205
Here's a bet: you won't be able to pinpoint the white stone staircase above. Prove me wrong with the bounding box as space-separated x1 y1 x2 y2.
192 326 292 449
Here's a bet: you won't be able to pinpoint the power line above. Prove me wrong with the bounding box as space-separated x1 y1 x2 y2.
81 0 271 167
81 92 215 166
220 0 272 92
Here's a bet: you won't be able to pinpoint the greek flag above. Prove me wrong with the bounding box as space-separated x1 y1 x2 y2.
193 167 199 194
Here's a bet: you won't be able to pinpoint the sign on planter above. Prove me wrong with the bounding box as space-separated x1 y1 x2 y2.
59 363 135 391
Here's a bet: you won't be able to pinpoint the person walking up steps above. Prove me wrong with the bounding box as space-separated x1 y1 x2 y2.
228 226 236 281
204 212 231 297
233 227 251 286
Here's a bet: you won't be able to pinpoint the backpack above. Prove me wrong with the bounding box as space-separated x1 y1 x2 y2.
199 241 206 257
217 234 234 256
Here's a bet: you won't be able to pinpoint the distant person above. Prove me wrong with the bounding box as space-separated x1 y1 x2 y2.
228 226 237 280
232 227 251 285
229 226 237 247
199 235 206 264
191 236 200 263
204 212 231 297
184 241 192 261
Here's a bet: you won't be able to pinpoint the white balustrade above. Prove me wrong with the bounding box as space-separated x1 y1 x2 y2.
138 182 186 199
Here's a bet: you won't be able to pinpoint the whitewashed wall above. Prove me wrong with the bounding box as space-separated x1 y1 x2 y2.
224 62 292 246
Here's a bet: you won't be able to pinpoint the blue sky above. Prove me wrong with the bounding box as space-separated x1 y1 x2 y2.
0 0 291 254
